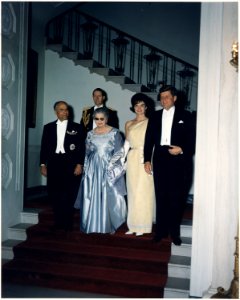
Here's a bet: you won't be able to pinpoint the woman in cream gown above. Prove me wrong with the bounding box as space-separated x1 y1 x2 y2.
125 93 155 236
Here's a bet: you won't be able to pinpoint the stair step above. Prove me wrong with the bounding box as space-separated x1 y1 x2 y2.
46 43 63 52
171 237 192 257
89 67 110 76
59 51 78 60
121 83 143 92
164 277 190 298
2 239 22 260
21 208 40 224
168 255 191 279
13 239 170 274
26 223 172 252
74 59 94 68
181 219 192 238
105 75 126 84
3 258 166 297
8 223 35 241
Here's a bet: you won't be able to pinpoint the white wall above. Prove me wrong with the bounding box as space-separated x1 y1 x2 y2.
190 2 238 297
28 49 137 187
43 50 135 131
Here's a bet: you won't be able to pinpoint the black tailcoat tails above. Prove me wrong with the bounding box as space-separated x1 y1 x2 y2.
40 120 85 231
144 107 195 239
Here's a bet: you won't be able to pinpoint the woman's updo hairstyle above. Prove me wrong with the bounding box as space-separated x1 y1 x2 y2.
93 106 109 120
130 93 155 118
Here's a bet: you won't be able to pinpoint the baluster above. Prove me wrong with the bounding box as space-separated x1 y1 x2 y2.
105 28 111 68
53 16 64 43
137 43 143 84
130 40 135 81
171 59 176 86
67 12 73 50
98 24 103 65
75 12 80 53
162 56 168 85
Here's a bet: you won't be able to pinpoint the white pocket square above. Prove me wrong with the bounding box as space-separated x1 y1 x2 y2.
178 120 184 124
67 130 77 135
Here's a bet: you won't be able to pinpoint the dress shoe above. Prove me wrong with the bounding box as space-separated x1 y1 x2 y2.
172 237 182 246
153 235 163 243
153 234 168 243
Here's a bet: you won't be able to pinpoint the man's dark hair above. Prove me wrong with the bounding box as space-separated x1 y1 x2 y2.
92 88 108 102
53 101 68 110
159 85 177 97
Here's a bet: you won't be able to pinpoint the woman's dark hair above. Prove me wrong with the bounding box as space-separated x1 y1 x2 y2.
130 93 155 118
93 107 109 119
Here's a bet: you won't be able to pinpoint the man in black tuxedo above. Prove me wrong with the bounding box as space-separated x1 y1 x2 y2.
40 101 85 232
80 88 119 136
144 85 195 245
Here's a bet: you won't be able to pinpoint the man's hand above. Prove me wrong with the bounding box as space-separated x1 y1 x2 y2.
144 161 152 175
74 164 83 176
168 145 183 155
40 165 47 177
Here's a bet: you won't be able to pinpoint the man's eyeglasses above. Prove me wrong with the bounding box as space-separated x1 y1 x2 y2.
94 117 105 121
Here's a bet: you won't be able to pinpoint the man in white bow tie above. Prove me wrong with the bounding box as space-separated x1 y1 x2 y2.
40 101 85 232
144 85 195 246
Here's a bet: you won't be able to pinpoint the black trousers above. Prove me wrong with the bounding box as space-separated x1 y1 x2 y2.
47 153 81 230
152 146 186 238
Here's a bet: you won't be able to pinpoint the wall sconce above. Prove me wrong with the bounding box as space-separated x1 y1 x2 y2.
112 34 129 74
81 21 98 59
144 49 162 92
230 41 238 71
177 66 195 110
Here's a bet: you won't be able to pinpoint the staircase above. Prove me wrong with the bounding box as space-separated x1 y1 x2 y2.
164 218 192 298
2 204 172 297
2 208 40 263
46 43 159 102
2 195 193 298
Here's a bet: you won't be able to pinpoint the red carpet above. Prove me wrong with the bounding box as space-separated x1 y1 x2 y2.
2 197 192 297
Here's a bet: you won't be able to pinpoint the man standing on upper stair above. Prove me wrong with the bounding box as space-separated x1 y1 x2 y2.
80 88 119 137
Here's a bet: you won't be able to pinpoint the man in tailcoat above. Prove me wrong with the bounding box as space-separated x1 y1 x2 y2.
40 101 85 232
144 85 195 245
80 88 119 136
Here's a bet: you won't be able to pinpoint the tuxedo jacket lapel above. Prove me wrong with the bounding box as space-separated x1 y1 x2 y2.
156 110 163 143
171 108 180 141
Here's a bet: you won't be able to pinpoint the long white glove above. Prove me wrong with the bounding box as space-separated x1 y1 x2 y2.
120 140 130 166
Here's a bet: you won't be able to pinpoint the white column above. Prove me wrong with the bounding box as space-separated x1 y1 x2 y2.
190 2 238 297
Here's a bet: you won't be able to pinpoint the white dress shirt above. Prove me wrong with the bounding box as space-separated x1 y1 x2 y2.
56 119 68 153
160 106 175 145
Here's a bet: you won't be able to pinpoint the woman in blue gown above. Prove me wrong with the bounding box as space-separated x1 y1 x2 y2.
74 107 127 234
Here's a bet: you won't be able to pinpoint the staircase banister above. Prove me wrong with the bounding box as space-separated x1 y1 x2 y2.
75 9 198 71
45 3 82 29
45 5 198 71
